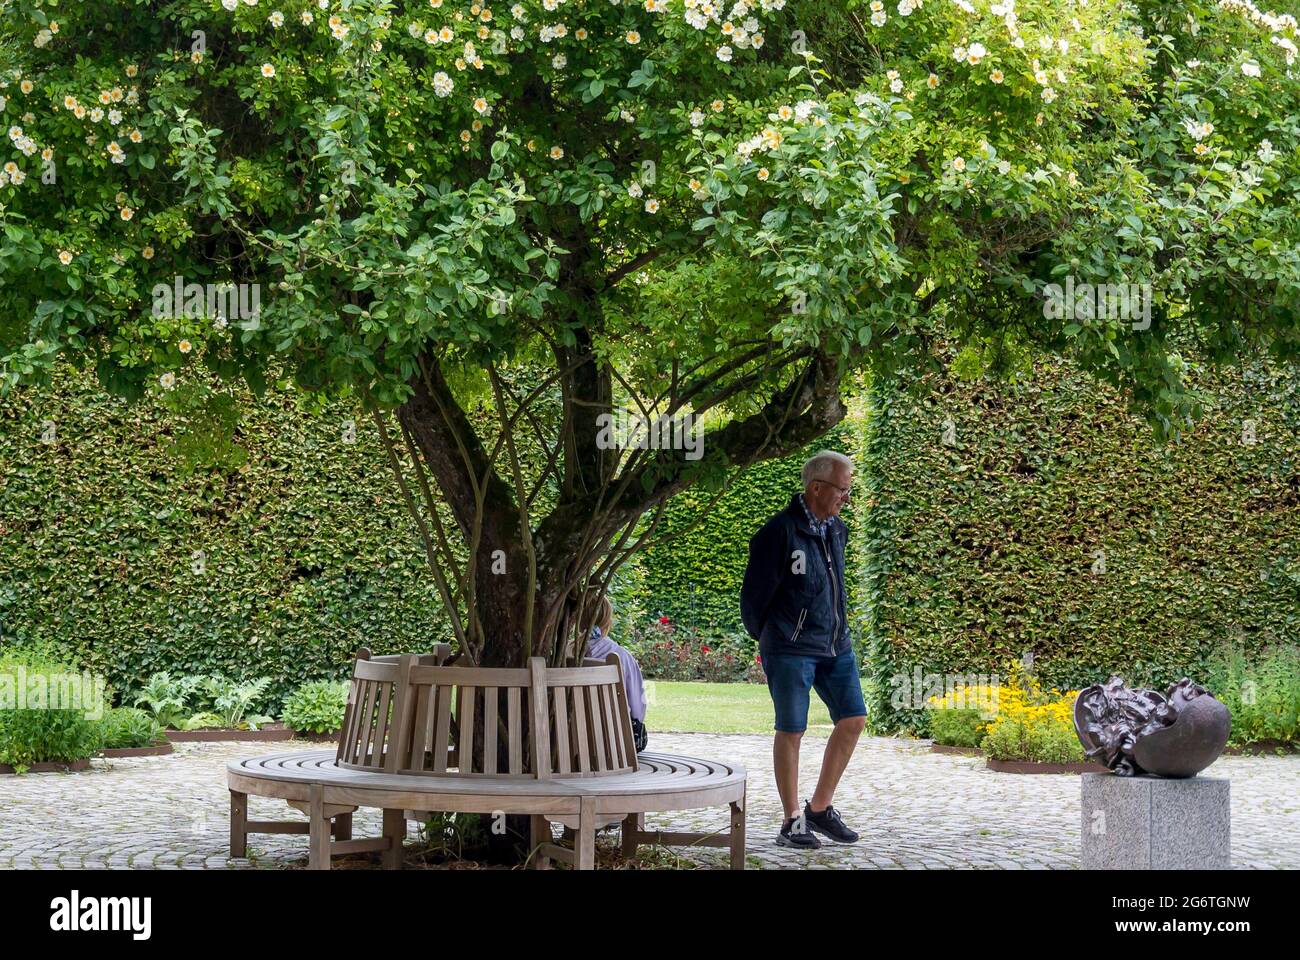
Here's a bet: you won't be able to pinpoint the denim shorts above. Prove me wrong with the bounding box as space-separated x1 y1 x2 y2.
764 648 867 734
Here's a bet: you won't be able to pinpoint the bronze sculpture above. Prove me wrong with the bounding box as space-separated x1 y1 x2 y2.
1073 676 1231 778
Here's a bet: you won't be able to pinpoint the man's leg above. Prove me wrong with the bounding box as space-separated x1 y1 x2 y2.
773 730 803 820
765 653 815 832
808 649 868 813
809 715 866 811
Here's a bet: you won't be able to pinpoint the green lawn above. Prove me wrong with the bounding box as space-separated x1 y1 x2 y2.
645 681 835 737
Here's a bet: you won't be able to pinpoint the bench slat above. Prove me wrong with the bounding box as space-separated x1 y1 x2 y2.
572 686 590 774
507 687 522 775
483 686 497 776
354 680 377 766
588 681 607 772
529 659 551 779
433 683 452 774
369 681 392 768
409 683 431 773
553 686 570 775
385 655 416 773
602 683 625 770
458 685 476 774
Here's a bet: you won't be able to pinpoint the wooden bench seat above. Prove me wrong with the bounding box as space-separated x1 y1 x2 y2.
228 748 746 870
227 647 746 869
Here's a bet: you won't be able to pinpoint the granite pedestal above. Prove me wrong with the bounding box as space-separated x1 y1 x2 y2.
1081 772 1230 869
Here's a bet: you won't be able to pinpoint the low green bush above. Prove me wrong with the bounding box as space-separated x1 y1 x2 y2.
981 716 1086 764
132 672 202 729
0 657 106 770
282 680 350 734
178 711 226 731
99 707 165 749
1205 643 1300 747
195 676 275 729
131 672 277 730
928 708 988 748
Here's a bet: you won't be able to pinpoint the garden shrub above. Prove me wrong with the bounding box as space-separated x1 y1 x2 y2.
926 683 998 748
189 676 276 729
977 662 1085 763
928 708 986 748
282 680 350 734
624 618 755 683
131 671 278 729
0 656 106 769
980 708 1087 764
132 672 202 729
98 707 165 749
1204 643 1300 747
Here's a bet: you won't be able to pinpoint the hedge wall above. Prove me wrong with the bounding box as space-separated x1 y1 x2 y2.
8 355 1295 726
635 420 860 633
0 366 447 704
858 352 1300 733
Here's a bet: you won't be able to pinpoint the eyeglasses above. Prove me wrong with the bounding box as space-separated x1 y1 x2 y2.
816 479 852 499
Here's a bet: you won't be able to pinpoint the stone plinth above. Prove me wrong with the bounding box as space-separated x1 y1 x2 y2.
1081 772 1230 869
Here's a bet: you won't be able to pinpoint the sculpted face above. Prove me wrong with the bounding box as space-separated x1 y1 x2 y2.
806 461 853 520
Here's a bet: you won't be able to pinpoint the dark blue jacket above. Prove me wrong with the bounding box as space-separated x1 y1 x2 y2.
741 494 851 660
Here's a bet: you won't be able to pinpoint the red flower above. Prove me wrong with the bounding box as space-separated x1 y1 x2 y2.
755 654 762 663
701 645 711 654
658 616 670 625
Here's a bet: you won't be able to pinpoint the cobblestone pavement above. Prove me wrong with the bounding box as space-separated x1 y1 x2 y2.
0 734 1295 869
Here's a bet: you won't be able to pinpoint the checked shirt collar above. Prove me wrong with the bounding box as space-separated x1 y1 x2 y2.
798 493 830 539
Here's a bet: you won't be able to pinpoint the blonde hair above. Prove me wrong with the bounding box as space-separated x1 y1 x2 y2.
579 591 613 638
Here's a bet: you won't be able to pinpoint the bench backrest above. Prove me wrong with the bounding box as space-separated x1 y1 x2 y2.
336 646 452 770
336 647 638 779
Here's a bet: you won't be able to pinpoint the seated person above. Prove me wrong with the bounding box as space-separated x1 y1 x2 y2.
580 594 649 753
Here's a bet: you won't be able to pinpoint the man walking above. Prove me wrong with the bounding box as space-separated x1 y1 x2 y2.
741 450 866 848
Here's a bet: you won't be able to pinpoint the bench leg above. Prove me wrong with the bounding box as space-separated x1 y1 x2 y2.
229 790 247 859
382 809 406 870
576 798 596 870
530 815 553 870
333 811 353 841
729 791 746 871
308 785 330 871
621 812 643 859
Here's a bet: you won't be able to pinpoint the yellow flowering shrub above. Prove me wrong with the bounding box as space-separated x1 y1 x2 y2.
926 683 998 747
929 661 1086 762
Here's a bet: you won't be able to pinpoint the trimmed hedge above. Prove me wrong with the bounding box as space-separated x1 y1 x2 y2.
0 365 448 705
858 351 1300 734
635 421 860 632
7 355 1296 737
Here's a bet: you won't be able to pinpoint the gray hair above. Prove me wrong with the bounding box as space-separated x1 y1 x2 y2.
801 450 854 486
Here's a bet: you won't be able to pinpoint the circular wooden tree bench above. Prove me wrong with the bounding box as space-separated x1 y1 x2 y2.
228 648 746 870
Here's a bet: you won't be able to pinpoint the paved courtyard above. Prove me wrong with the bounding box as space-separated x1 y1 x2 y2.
1 733 1296 869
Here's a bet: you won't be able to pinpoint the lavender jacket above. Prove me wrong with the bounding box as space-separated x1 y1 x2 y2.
587 627 646 722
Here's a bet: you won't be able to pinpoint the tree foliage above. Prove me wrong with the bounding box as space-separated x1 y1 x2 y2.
2 0 1297 664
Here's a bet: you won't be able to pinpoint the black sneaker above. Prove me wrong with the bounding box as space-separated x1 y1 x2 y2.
803 800 860 844
776 814 822 849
